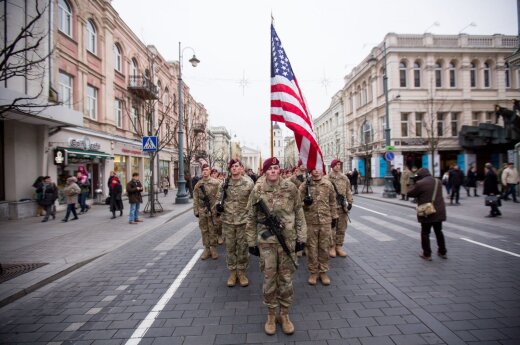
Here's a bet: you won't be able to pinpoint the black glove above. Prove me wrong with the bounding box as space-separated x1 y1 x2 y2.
295 241 305 252
331 218 338 228
347 203 352 211
303 196 313 206
216 203 224 214
195 214 199 218
248 246 260 256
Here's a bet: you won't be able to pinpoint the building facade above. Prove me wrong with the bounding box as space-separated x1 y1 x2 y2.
273 123 285 166
341 33 519 183
207 126 231 172
241 146 261 173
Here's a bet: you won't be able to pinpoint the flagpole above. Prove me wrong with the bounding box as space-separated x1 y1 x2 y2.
270 121 274 157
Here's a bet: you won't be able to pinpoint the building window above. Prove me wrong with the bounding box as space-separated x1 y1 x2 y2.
131 106 139 132
483 62 491 88
350 128 355 146
131 58 138 77
58 71 73 108
434 62 442 88
58 0 72 36
114 98 122 128
401 113 409 137
449 62 456 87
470 62 477 88
399 61 407 87
87 85 98 119
86 19 97 54
485 112 493 124
114 44 122 72
413 61 421 87
437 112 445 137
450 112 459 137
415 112 423 137
163 87 169 105
361 120 373 144
505 63 510 88
472 112 480 126
348 94 353 113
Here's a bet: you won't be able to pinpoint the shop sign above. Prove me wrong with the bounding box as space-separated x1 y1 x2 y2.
122 148 143 155
53 148 67 166
400 138 426 146
68 136 101 151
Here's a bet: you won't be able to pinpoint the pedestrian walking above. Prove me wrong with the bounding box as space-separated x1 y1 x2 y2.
466 165 479 197
109 176 123 219
76 166 91 213
107 171 116 189
400 166 411 200
32 176 45 216
161 176 170 196
392 167 401 195
501 162 519 202
327 159 353 258
351 168 359 194
448 165 464 205
216 159 254 287
36 176 58 222
246 157 307 335
299 168 338 286
497 163 509 197
62 177 80 222
407 168 447 261
483 163 502 217
193 164 220 260
126 173 143 224
442 168 451 196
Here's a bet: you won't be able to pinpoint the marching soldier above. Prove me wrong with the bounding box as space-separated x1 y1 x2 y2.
299 168 338 286
246 157 307 336
216 159 254 287
289 159 306 188
193 164 220 260
327 159 353 258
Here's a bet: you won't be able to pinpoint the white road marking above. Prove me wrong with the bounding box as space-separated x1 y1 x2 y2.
444 222 503 239
352 204 388 216
350 222 394 241
460 238 520 258
125 249 203 345
385 215 484 240
363 216 419 239
64 322 85 332
344 234 359 243
153 222 198 251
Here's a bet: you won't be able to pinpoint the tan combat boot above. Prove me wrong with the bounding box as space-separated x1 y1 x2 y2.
329 246 336 258
201 248 211 260
336 245 347 257
278 306 295 334
308 273 318 285
227 271 237 287
237 270 249 287
265 307 277 335
218 235 224 245
320 272 331 286
210 246 219 260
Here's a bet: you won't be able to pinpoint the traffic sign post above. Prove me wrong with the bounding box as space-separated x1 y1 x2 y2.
142 136 158 152
384 151 395 161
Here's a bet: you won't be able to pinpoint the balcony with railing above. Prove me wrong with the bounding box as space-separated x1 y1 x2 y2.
128 76 159 100
193 123 206 133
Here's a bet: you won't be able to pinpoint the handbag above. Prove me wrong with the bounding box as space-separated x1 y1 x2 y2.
485 195 501 207
416 179 438 217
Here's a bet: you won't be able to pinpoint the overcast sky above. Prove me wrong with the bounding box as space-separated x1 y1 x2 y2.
111 0 517 158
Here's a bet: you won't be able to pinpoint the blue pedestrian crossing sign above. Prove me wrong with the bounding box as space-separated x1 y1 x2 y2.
142 136 158 152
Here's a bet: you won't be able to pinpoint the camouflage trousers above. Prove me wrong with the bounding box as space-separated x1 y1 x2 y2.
215 216 223 237
198 213 217 248
330 211 348 246
223 223 249 271
259 242 297 308
307 223 331 273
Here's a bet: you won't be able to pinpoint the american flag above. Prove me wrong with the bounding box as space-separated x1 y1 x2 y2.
270 24 325 173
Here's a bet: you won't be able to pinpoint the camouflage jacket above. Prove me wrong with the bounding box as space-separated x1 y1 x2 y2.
193 177 220 216
246 177 307 247
216 175 254 224
299 177 338 225
327 171 354 210
289 173 305 188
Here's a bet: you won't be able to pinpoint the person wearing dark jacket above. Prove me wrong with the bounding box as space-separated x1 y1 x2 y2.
109 176 124 219
482 163 502 217
448 165 464 205
407 168 447 261
351 168 359 194
126 173 143 224
37 176 59 222
466 166 479 197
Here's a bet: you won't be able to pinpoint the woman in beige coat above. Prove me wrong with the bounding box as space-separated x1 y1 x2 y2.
62 177 81 222
400 167 411 200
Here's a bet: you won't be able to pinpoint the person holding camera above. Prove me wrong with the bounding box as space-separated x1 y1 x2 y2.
407 168 447 261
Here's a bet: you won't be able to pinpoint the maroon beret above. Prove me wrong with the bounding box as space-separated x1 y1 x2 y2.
262 157 280 174
331 159 342 168
210 168 218 174
201 164 209 170
228 159 241 169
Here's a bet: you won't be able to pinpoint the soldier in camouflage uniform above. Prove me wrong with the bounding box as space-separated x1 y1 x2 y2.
216 159 254 287
246 157 307 336
328 159 353 258
193 164 221 260
299 168 338 286
289 159 306 188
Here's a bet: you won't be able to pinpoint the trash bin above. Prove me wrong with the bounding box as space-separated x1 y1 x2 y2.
94 189 103 205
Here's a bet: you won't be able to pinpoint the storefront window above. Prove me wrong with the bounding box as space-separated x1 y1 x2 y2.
143 157 151 193
160 160 170 182
113 155 127 191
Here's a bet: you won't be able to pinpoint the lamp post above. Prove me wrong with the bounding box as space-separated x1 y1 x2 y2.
382 41 397 198
176 42 200 204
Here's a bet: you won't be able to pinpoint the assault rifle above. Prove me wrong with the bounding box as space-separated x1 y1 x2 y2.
199 184 215 226
255 198 298 269
303 171 313 206
331 181 351 223
216 176 230 214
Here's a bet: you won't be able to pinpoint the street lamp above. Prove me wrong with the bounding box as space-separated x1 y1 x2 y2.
382 41 396 198
176 42 200 204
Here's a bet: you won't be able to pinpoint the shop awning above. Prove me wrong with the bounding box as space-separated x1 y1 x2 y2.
66 148 112 159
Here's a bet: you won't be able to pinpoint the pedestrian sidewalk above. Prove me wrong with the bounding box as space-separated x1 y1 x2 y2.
354 183 520 218
0 190 193 308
